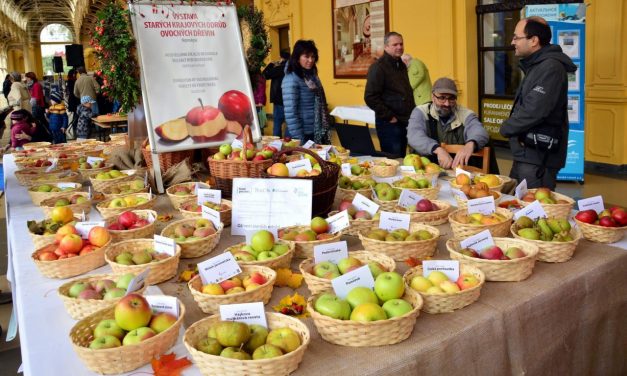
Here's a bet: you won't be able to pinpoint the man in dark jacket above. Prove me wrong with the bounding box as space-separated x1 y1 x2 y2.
500 17 577 190
263 49 290 138
365 31 415 158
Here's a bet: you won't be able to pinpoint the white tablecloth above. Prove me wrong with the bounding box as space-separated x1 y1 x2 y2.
330 105 376 124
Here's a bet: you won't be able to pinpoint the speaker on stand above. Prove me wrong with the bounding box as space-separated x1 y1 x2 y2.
65 44 85 68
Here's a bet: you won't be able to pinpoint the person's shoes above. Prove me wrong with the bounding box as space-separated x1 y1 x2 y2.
0 291 12 305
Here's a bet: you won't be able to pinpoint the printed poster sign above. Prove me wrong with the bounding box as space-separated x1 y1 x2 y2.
481 98 513 142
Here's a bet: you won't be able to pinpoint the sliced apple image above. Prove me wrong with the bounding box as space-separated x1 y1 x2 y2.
155 118 188 142
185 99 228 142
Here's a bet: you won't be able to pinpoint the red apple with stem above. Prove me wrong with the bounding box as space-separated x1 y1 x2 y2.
218 90 253 134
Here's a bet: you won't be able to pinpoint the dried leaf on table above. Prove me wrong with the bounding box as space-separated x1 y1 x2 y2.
404 256 431 268
273 293 309 318
275 268 303 289
151 353 192 376
157 213 174 222
178 264 198 282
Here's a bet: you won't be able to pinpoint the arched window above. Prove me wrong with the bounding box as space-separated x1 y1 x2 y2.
40 23 73 76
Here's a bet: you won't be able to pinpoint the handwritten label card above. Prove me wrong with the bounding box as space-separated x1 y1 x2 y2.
352 193 379 216
146 295 179 318
220 302 267 328
422 260 460 282
455 168 472 177
331 265 375 300
451 188 468 201
286 159 312 177
197 188 221 205
316 149 329 160
125 268 150 294
513 200 547 220
86 156 105 165
341 163 352 176
198 252 242 285
314 241 349 264
75 221 105 239
201 205 222 228
57 182 78 189
467 196 496 215
45 158 58 172
327 210 350 234
431 175 439 189
515 179 528 200
400 165 416 173
231 139 244 150
302 140 315 149
269 140 283 151
378 211 410 231
460 229 495 252
398 189 423 208
153 235 177 256
577 195 604 213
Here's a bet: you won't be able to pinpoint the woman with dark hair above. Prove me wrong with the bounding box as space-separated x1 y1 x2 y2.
281 40 332 144
24 72 52 142
65 69 80 138
3 74 11 102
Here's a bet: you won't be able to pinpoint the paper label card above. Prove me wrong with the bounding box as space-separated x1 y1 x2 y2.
515 179 528 200
219 302 267 328
45 158 58 172
269 140 283 151
400 165 416 173
331 265 376 300
455 168 472 177
198 252 242 285
577 195 604 213
460 230 495 252
75 221 105 239
398 189 423 208
57 182 78 189
422 260 460 282
287 158 312 177
146 295 179 318
378 211 410 231
303 140 315 149
201 205 222 228
372 175 400 184
244 228 278 244
314 241 349 264
341 163 352 176
451 188 468 201
231 139 244 150
466 196 496 215
146 211 156 224
352 193 379 216
125 268 150 294
81 211 86 222
371 187 378 200
153 235 177 256
327 210 350 234
86 156 105 165
88 186 92 200
513 200 547 220
197 188 221 205
144 172 148 185
316 149 328 160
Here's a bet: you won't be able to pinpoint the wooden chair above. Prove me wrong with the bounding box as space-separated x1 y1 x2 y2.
440 143 490 174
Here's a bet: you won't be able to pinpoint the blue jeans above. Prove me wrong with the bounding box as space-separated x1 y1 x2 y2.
375 119 408 158
272 104 287 138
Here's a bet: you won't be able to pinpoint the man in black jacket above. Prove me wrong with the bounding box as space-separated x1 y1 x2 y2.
500 17 577 190
263 49 290 138
365 32 415 158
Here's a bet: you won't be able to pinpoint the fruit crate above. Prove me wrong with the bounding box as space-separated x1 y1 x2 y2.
32 239 111 279
511 224 582 263
104 239 181 285
161 218 224 259
224 240 295 270
357 223 440 261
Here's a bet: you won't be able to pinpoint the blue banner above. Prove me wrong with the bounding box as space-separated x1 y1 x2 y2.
558 130 585 181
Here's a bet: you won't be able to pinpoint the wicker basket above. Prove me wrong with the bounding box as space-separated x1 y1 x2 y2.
188 265 276 314
179 198 233 226
450 175 504 192
104 210 158 243
371 159 400 177
31 240 110 279
27 171 83 186
89 170 136 192
307 290 422 346
142 138 194 171
327 210 377 237
391 183 440 200
57 273 148 320
15 169 69 186
23 141 51 150
101 185 149 200
28 182 82 205
403 264 485 314
278 225 343 259
454 191 502 210
299 251 396 294
70 299 185 374
29 231 57 248
573 218 626 244
165 182 211 209
224 240 295 270
39 192 92 217
394 200 452 225
373 196 398 211
104 239 181 285
446 237 540 281
335 185 373 203
161 218 224 259
357 223 439 261
82 147 106 158
184 312 309 376
96 193 155 219
520 189 575 218
448 208 513 238
56 154 82 170
77 164 113 181
511 224 582 263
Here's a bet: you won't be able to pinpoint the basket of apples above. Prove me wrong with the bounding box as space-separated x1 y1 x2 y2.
307 272 423 346
165 181 211 209
328 201 380 237
28 182 82 205
225 230 294 270
371 158 400 177
96 193 155 219
510 216 582 263
39 192 91 216
27 206 83 248
70 293 185 374
23 141 51 150
27 170 83 186
451 173 504 192
446 238 540 281
278 217 343 259
299 251 395 294
519 188 575 218
392 175 440 200
15 168 69 186
371 183 401 211
357 224 440 261
58 273 147 320
104 239 182 285
453 182 502 210
105 210 157 243
54 153 82 170
31 226 112 279
448 208 513 238
573 206 627 243
161 218 223 258
394 198 452 225
188 265 276 314
89 169 135 192
184 313 310 375
404 264 485 314
14 157 56 171
336 176 375 202
101 179 148 200
77 158 113 180
401 153 442 178
179 198 233 225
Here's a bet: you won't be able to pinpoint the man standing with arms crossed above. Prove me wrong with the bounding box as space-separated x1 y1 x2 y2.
500 17 576 189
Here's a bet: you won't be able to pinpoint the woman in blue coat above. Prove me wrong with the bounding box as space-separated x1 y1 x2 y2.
281 40 332 144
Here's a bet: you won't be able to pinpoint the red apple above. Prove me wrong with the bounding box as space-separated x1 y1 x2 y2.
129 219 150 229
480 245 504 260
416 199 434 212
114 293 153 331
218 90 254 129
185 99 228 142
611 209 627 226
118 211 139 229
575 209 597 224
59 234 83 254
38 251 58 261
599 216 618 227
107 223 125 231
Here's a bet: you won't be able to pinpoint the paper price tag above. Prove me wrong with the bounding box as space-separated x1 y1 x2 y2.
81 211 86 221
88 186 92 200
378 211 410 231
198 252 242 285
201 205 222 228
220 302 267 328
400 165 416 173
75 221 105 239
514 200 547 220
314 241 349 264
455 168 472 177
231 138 244 150
327 210 350 234
431 175 439 189
153 234 177 256
460 229 495 252
467 196 496 215
197 188 221 205
515 179 528 200
125 268 150 294
331 265 375 300
398 189 423 208
244 228 279 244
422 260 460 282
146 211 155 223
146 295 179 318
287 159 312 176
269 140 283 151
303 140 315 149
341 163 352 176
372 175 399 184
451 188 468 201
316 149 329 160
86 156 104 165
577 195 604 213
57 182 77 189
352 193 379 216
45 158 58 172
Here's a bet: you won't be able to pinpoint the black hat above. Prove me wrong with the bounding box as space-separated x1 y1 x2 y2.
10 110 29 121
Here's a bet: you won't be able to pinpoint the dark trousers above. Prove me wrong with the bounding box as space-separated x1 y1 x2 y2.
509 161 560 190
375 119 407 158
272 104 288 138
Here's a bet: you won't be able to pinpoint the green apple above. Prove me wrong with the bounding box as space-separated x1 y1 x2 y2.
220 347 251 360
252 344 283 360
367 261 386 279
314 293 351 320
219 144 232 156
271 243 289 256
37 184 52 192
109 170 123 178
197 337 223 355
251 230 275 253
257 251 278 260
427 271 449 286
114 294 152 331
108 198 126 208
313 261 341 279
94 319 125 340
346 286 379 309
68 282 89 298
115 273 135 290
89 335 122 349
103 288 126 300
215 321 250 347
374 272 405 302
349 302 387 322
131 250 152 265
266 327 301 354
122 327 156 345
96 172 111 180
337 256 363 274
244 324 269 354
115 252 134 266
381 298 413 318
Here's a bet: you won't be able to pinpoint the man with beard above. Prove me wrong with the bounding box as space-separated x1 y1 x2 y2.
407 77 489 169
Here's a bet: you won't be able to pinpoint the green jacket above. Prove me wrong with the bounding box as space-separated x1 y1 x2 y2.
407 59 432 106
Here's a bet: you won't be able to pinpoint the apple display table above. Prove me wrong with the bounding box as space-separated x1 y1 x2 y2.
330 105 376 126
93 114 128 141
4 154 627 375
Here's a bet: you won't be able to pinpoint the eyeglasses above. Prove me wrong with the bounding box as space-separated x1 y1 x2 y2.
512 34 532 41
433 94 457 103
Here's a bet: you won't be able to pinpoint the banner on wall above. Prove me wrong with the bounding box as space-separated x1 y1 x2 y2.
557 130 585 181
129 1 261 153
481 98 513 142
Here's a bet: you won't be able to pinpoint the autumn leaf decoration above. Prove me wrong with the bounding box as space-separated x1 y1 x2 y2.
274 268 304 289
273 293 309 318
151 353 192 376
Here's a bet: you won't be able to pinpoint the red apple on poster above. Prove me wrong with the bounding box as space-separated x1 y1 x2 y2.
185 99 228 142
218 90 254 131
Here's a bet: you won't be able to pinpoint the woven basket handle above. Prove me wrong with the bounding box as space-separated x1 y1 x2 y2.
272 146 326 166
241 125 253 154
